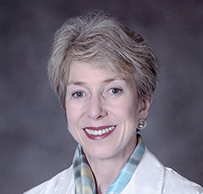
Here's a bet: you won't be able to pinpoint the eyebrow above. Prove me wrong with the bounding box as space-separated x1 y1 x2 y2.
67 77 126 86
67 81 85 86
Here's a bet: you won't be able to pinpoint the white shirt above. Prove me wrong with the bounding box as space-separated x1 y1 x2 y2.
24 148 203 194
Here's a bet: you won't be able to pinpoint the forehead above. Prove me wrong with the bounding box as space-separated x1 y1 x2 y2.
67 61 137 91
68 61 129 81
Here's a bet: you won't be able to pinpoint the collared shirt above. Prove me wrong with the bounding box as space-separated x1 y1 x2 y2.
72 135 145 194
24 144 203 194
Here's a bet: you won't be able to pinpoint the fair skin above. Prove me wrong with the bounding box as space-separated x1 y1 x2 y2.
65 61 152 194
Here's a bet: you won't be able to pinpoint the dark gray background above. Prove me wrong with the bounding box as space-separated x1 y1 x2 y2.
1 0 203 193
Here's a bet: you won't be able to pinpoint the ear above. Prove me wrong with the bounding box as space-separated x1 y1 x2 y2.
138 94 152 119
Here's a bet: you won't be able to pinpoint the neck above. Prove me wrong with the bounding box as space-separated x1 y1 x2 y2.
84 135 137 194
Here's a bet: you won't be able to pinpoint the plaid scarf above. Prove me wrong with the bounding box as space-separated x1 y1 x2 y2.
73 136 145 194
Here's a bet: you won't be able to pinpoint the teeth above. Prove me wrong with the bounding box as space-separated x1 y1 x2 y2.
85 126 115 136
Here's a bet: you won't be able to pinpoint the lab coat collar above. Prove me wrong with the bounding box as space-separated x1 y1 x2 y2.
121 147 164 194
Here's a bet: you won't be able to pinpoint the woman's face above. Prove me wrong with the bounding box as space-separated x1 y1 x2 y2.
65 61 151 161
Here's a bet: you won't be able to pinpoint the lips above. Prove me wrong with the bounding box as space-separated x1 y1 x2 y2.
83 125 116 140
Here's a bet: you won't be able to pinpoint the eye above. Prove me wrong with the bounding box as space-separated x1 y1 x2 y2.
72 91 85 99
108 88 123 95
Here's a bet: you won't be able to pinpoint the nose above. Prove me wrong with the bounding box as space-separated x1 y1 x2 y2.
87 94 107 120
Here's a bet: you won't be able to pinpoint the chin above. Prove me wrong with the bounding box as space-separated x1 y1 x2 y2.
83 145 121 161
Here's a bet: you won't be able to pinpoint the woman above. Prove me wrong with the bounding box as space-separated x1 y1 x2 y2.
24 11 203 194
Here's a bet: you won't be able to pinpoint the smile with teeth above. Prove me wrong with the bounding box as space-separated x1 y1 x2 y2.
84 126 115 136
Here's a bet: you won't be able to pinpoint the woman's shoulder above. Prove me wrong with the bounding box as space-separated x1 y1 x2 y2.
141 148 203 193
163 167 203 193
123 147 202 194
23 165 75 194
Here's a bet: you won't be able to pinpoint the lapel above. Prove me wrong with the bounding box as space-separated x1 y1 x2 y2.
121 148 165 194
66 148 165 194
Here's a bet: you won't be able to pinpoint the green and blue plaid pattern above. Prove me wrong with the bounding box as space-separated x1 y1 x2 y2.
73 145 96 194
73 135 145 194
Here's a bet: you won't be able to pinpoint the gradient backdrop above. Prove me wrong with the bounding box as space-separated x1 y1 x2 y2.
1 0 203 193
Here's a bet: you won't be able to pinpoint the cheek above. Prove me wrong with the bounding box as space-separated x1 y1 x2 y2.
65 101 85 126
65 101 76 125
65 105 81 142
115 101 140 129
117 97 139 118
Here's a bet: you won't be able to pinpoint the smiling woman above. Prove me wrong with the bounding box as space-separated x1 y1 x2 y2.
24 11 203 194
65 61 145 165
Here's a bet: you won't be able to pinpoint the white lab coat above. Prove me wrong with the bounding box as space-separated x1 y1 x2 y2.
24 148 203 194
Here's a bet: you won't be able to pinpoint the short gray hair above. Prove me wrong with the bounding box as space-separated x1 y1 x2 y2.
48 11 159 110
